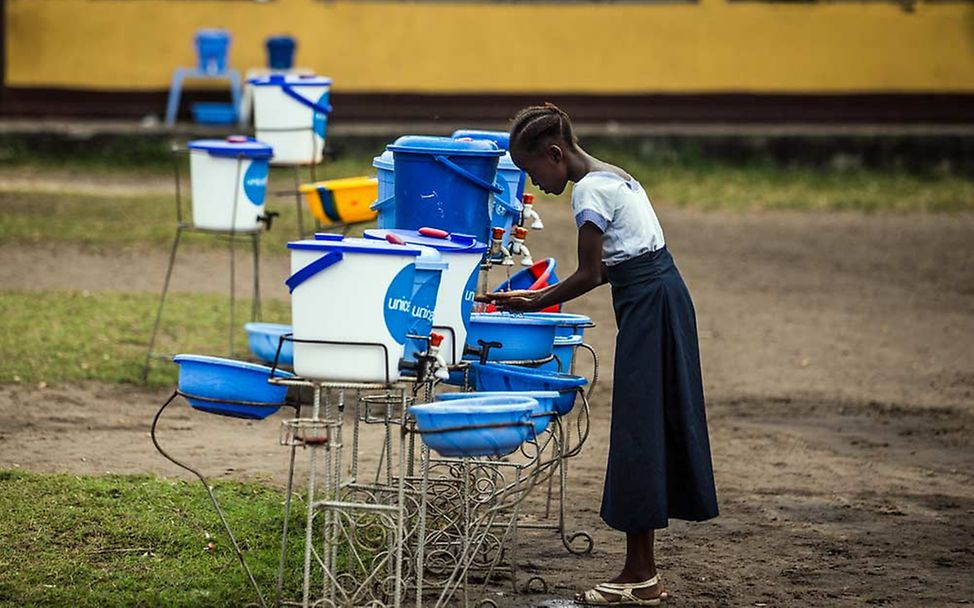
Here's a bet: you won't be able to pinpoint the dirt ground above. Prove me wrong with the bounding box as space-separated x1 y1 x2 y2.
1 196 972 607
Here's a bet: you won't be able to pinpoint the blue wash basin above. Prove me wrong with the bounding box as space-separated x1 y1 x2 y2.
174 354 293 420
409 395 537 457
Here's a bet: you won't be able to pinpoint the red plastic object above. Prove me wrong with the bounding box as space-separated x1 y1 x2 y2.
418 227 450 239
491 227 506 240
429 332 444 347
225 135 248 143
385 233 406 245
513 226 528 239
522 193 535 204
485 258 560 313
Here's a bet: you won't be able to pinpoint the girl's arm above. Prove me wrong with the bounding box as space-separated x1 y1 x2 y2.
485 223 606 312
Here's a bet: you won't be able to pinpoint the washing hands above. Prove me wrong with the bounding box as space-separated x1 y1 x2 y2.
476 289 544 313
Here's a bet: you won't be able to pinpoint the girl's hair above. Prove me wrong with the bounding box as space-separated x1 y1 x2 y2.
509 102 577 154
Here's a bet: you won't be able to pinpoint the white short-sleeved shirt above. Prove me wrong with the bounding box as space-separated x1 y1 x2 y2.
571 171 665 266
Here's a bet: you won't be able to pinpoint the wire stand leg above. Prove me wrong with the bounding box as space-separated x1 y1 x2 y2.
252 232 262 322
142 227 183 384
292 166 305 239
151 392 268 608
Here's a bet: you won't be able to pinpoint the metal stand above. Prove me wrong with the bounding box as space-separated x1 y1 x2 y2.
141 147 263 383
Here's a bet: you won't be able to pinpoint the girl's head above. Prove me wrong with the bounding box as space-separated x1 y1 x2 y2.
509 103 578 196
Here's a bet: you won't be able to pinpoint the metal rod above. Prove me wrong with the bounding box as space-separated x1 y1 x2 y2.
151 392 268 608
141 226 183 384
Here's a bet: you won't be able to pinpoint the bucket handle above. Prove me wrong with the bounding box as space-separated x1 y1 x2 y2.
369 195 393 212
434 155 503 194
280 84 333 115
285 251 343 293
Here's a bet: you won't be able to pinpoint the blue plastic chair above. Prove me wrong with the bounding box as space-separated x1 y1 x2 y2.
165 29 243 126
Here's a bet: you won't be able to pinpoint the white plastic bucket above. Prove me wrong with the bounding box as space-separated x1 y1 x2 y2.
364 228 487 365
249 74 332 166
286 234 424 383
187 136 273 232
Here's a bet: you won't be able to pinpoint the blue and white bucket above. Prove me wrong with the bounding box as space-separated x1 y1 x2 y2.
285 234 424 383
249 74 332 165
371 149 396 228
387 136 503 243
364 227 487 365
187 136 273 232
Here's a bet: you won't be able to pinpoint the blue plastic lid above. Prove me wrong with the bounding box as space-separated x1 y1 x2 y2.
388 135 503 157
373 149 394 171
470 312 562 327
288 234 423 257
248 73 332 87
452 130 511 151
362 228 487 254
188 135 273 159
415 246 448 271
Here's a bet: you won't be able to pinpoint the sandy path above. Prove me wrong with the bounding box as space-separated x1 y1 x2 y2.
1 200 973 606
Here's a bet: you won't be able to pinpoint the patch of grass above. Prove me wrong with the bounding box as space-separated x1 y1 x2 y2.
634 162 974 213
0 290 290 387
0 160 378 251
1 159 971 256
0 469 304 607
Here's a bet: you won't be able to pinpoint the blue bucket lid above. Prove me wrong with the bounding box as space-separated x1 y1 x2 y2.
452 130 511 151
388 135 503 157
248 73 332 87
363 228 487 254
188 135 273 160
373 149 394 171
415 246 448 271
288 233 423 256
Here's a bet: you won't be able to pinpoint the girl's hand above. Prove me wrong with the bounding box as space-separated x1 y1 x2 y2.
480 290 544 312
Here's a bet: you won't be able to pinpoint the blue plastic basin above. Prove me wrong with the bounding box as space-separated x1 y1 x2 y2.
409 395 537 457
538 334 583 373
470 362 587 416
173 354 293 420
244 322 294 366
522 312 593 339
437 390 559 435
191 102 237 125
465 312 559 362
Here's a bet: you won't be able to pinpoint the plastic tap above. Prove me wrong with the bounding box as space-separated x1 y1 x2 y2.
522 193 544 230
510 226 534 266
427 332 450 381
490 226 514 266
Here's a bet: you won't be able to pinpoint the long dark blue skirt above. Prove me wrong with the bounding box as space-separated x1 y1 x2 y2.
600 246 719 532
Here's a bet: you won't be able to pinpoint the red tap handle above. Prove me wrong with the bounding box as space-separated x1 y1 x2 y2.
522 193 535 204
429 332 444 347
491 227 506 240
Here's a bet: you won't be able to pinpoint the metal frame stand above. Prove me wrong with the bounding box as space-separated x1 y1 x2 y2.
141 147 263 383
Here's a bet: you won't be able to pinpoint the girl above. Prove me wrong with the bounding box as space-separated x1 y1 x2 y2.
483 103 719 606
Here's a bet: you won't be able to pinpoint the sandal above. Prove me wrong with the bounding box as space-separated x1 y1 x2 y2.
575 574 668 606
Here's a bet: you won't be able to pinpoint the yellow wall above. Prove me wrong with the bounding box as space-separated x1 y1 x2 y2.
6 0 974 93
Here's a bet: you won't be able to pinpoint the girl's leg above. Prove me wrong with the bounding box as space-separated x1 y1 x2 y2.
611 530 657 582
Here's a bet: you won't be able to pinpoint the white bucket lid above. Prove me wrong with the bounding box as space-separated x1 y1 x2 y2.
188 135 273 160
